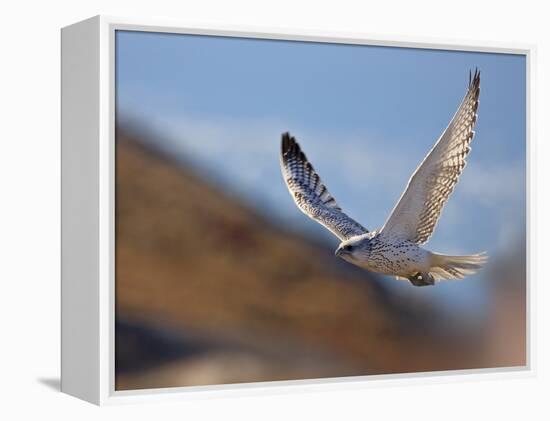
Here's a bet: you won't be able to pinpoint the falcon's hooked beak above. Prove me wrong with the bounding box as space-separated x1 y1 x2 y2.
335 247 349 257
335 244 355 262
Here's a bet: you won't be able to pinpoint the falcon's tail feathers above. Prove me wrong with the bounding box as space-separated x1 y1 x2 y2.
429 252 488 281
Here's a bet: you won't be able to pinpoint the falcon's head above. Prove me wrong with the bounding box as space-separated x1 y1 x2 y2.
335 236 371 265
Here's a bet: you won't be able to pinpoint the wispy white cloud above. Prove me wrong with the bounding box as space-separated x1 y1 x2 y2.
119 110 525 257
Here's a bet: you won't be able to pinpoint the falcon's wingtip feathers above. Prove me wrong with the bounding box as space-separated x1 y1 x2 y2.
281 131 292 144
469 68 481 90
281 132 299 156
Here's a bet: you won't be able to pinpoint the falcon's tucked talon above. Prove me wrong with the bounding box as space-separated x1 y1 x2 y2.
408 272 435 287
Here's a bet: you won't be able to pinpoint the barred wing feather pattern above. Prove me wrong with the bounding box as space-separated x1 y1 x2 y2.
280 133 368 241
381 70 481 244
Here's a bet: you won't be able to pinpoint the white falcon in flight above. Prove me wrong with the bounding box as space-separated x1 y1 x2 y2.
280 70 486 286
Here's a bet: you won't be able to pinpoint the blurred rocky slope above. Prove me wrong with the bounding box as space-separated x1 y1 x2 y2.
115 128 526 390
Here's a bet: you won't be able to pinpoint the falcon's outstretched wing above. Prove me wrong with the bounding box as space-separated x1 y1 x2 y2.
280 133 368 241
381 69 481 244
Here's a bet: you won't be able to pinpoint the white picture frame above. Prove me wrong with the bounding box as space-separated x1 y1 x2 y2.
61 15 534 405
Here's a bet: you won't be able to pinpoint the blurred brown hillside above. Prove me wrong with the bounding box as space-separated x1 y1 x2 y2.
115 128 525 391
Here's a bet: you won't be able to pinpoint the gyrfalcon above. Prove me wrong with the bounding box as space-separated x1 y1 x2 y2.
280 70 486 286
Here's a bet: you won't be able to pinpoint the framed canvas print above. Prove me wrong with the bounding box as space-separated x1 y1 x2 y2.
61 15 533 405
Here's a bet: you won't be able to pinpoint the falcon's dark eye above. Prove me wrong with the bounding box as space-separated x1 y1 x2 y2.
343 245 353 252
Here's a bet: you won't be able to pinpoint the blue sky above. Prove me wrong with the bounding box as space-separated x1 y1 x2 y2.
116 30 526 313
